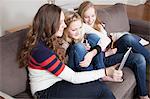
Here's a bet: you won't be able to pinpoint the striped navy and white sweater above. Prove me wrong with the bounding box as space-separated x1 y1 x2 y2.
28 41 105 95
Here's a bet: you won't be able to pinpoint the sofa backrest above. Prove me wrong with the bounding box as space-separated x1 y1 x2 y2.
0 28 29 96
96 3 130 33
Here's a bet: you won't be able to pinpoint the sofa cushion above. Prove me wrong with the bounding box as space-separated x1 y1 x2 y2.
96 3 130 33
130 19 150 41
0 29 29 96
14 90 33 99
104 67 136 99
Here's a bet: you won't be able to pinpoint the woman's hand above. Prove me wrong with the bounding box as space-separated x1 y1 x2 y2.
103 65 123 82
105 64 119 76
79 49 97 67
112 69 123 82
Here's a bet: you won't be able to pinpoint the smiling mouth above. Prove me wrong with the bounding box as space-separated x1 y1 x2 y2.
88 21 93 25
74 34 80 36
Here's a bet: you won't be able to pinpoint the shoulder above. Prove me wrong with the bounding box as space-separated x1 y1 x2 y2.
31 42 56 63
83 23 95 33
83 23 91 29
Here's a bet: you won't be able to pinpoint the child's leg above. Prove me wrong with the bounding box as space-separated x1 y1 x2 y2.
105 53 148 96
92 52 105 69
67 43 94 71
87 34 105 69
115 34 150 64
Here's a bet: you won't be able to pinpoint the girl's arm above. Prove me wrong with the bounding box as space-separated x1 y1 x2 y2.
79 49 98 67
79 24 110 67
58 65 105 84
32 49 106 84
83 23 111 51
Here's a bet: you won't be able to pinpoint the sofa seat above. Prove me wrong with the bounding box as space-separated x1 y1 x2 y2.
12 67 136 99
105 67 136 99
10 67 137 99
14 91 33 99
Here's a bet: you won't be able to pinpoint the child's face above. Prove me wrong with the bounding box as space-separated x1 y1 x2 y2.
83 7 96 27
67 20 84 40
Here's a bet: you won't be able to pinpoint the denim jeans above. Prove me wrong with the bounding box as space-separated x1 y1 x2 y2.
115 34 150 64
35 80 116 99
67 34 105 71
105 52 148 96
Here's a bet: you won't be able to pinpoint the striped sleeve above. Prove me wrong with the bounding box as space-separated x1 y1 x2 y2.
30 48 65 76
30 44 106 84
40 53 65 76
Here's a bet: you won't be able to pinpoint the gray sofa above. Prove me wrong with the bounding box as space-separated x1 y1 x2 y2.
0 3 149 99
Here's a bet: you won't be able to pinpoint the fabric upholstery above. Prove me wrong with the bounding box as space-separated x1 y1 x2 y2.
96 3 130 33
0 29 28 96
104 67 136 99
129 19 150 41
0 91 15 99
14 91 33 99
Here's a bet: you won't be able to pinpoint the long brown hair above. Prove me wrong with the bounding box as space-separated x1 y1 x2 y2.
78 1 102 31
18 4 63 68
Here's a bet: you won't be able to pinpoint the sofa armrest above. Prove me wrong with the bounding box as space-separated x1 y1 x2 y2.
0 91 15 99
129 19 149 35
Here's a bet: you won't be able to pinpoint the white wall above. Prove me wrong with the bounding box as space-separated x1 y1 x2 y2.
0 1 2 37
1 0 48 36
56 0 83 9
0 0 83 36
86 0 147 5
0 0 147 36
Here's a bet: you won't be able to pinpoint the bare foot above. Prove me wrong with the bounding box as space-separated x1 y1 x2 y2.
105 48 117 57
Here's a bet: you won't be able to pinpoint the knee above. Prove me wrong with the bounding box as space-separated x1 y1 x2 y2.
73 43 84 49
73 43 86 53
135 54 146 63
133 54 146 69
87 34 100 45
87 34 100 40
121 34 137 43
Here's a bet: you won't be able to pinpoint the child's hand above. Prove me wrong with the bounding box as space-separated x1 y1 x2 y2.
83 40 91 51
79 51 93 67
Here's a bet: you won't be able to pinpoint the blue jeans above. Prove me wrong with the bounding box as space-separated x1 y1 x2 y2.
115 34 150 64
67 34 105 71
105 53 148 96
35 80 116 99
